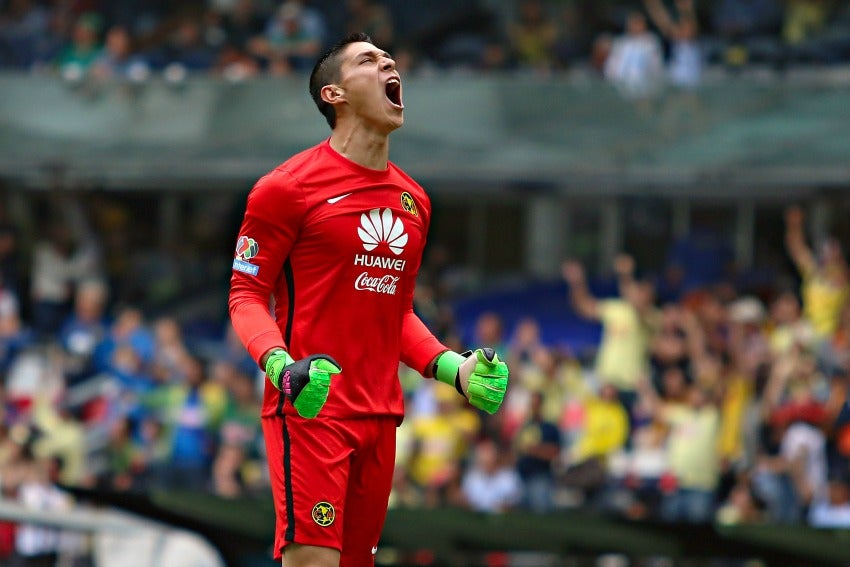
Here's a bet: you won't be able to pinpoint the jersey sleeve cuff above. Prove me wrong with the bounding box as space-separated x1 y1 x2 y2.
247 331 287 368
402 336 449 377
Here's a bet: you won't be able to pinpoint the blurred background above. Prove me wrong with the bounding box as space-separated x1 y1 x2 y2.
2 0 850 565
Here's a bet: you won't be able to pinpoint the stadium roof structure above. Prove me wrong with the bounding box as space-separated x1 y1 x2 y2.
1 69 849 194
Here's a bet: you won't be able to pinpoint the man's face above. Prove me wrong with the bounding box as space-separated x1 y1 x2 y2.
106 27 130 57
626 281 654 309
687 386 706 409
627 13 646 35
821 238 842 264
771 293 799 324
334 41 404 133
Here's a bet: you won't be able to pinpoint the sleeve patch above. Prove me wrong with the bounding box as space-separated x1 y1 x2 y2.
235 235 259 260
233 259 259 276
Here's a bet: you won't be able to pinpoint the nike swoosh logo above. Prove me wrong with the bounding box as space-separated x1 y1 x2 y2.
327 193 353 204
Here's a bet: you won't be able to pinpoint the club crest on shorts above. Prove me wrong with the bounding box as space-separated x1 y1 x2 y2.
311 501 335 527
400 192 417 216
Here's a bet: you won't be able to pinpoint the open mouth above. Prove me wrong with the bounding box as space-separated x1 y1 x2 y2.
385 78 403 108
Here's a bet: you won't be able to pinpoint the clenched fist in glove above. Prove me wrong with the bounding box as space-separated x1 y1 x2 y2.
433 348 509 414
265 349 341 419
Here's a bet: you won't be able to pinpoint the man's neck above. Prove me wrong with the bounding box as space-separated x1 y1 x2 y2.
329 122 390 171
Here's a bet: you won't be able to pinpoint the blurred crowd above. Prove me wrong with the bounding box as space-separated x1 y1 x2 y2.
1 194 848 564
0 0 849 552
393 202 850 532
1 0 850 86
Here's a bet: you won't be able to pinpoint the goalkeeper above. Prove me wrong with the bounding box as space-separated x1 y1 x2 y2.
228 32 508 567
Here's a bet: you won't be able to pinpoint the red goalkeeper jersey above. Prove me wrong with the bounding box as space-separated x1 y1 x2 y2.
229 139 447 420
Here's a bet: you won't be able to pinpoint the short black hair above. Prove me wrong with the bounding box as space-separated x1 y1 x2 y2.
309 32 373 129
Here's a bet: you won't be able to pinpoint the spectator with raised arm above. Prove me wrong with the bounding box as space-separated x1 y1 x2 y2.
603 10 664 100
784 205 850 340
563 254 658 417
644 0 702 89
31 221 102 340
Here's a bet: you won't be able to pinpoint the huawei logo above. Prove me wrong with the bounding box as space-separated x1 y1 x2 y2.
358 208 408 256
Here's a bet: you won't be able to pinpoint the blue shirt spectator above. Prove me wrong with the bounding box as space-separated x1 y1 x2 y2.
515 391 562 513
248 0 326 74
94 306 155 374
90 25 150 81
0 0 51 69
59 280 109 385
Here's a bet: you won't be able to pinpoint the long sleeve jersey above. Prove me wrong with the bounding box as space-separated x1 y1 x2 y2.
229 139 448 420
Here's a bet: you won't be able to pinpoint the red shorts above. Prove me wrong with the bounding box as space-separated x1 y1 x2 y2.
262 414 397 566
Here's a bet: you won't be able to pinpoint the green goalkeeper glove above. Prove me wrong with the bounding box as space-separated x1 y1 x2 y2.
265 349 341 419
434 348 509 414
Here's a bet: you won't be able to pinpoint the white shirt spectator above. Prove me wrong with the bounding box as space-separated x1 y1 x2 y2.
781 422 828 503
31 240 101 304
462 467 523 513
16 480 71 557
668 40 702 89
604 31 664 99
0 287 18 317
809 499 850 527
461 440 523 513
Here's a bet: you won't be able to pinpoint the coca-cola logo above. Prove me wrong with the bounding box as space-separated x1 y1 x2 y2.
355 272 400 295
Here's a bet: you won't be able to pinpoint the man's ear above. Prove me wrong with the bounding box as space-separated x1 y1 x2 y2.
320 84 344 106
